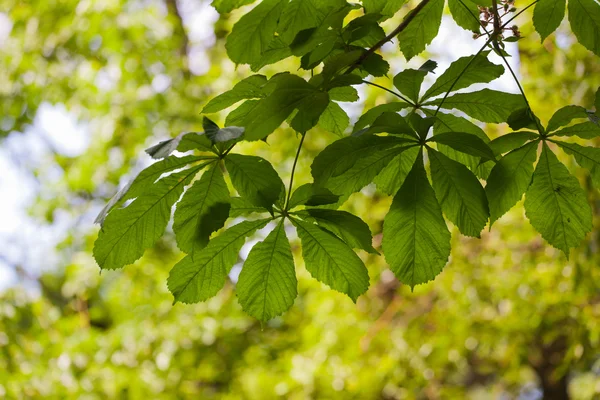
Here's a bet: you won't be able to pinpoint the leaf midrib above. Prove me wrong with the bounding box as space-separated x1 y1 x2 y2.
98 163 207 266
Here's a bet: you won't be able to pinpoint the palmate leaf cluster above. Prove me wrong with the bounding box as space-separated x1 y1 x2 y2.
94 0 600 321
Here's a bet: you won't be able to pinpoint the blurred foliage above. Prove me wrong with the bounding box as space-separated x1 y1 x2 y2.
1 0 600 398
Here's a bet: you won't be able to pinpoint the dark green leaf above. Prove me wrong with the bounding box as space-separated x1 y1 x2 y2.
486 141 538 225
448 0 482 32
237 221 297 321
547 105 590 132
360 52 390 77
362 0 408 20
288 183 340 209
242 74 326 140
524 144 592 257
393 69 427 102
312 135 415 195
431 112 493 179
318 101 350 136
173 165 231 257
229 197 269 218
145 132 213 159
557 141 600 187
422 53 504 100
202 75 267 113
226 100 260 127
507 107 540 131
303 209 377 253
429 132 496 161
533 0 566 41
489 131 538 156
382 152 451 288
328 86 359 102
426 89 526 123
225 0 286 66
168 219 270 303
568 0 600 57
366 112 418 139
397 0 445 60
428 149 489 237
211 0 256 14
374 146 420 195
551 121 600 139
225 154 285 213
95 155 209 225
94 164 205 270
353 102 411 133
292 218 369 301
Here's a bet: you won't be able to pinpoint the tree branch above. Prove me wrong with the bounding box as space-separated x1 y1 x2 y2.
345 0 432 74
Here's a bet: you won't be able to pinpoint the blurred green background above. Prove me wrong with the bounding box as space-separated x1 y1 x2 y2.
1 0 600 398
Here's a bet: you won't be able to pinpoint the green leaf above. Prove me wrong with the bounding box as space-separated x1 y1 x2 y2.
278 0 336 44
173 165 231 257
202 117 244 146
524 144 592 257
95 155 209 225
397 0 444 61
328 86 359 102
359 52 390 77
374 146 420 195
547 105 590 132
557 141 600 187
242 74 326 140
344 14 386 47
362 0 408 19
489 131 538 156
551 121 600 139
422 53 504 101
226 100 260 127
292 218 369 301
486 142 538 225
290 90 330 133
568 0 600 57
366 112 418 139
382 152 451 288
448 0 482 32
303 209 377 253
430 112 493 179
288 183 340 209
507 107 541 131
291 3 354 58
312 135 416 195
145 132 214 159
225 0 286 66
168 219 270 304
229 197 269 218
408 113 435 139
426 89 526 123
533 0 566 41
211 0 256 14
318 101 350 136
419 59 438 73
429 132 496 162
94 164 205 270
225 154 285 213
202 75 267 113
393 69 427 102
428 149 489 237
353 102 411 133
237 220 297 321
